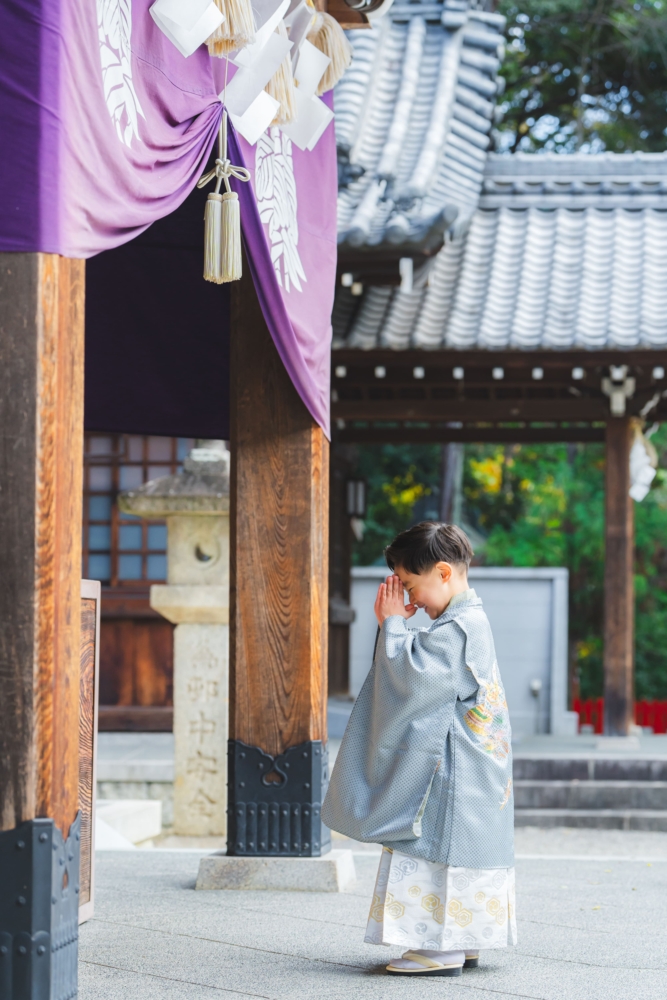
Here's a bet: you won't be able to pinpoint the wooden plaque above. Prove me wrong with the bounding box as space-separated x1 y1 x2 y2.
79 579 101 923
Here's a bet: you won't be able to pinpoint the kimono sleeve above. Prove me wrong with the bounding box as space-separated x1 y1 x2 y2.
379 614 468 700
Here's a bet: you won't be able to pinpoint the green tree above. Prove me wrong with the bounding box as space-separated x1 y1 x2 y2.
496 0 667 153
349 430 667 701
350 444 441 566
462 441 606 699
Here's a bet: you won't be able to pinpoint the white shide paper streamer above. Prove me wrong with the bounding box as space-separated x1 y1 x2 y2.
150 0 223 58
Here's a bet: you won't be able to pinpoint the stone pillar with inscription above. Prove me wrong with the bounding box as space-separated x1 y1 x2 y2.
119 441 230 836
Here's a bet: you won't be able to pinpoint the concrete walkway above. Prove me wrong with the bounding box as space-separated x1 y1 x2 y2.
80 829 667 1000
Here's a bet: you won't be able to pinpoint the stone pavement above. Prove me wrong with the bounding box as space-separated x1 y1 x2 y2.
80 829 667 1000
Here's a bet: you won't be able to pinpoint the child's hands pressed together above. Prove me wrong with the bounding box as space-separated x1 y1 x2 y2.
374 575 417 626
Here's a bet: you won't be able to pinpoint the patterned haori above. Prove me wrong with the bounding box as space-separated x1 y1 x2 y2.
366 848 517 951
323 590 515 868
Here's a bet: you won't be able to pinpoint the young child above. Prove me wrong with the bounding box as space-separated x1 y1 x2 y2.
322 521 516 977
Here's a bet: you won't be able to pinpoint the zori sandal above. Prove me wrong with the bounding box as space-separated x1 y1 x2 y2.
386 949 464 977
464 952 480 969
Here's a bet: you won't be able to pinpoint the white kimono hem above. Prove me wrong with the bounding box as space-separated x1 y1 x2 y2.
365 847 517 951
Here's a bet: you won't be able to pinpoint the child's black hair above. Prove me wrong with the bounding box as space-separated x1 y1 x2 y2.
384 521 473 575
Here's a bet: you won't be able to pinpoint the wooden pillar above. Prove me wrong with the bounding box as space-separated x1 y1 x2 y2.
0 253 84 997
228 264 329 857
328 445 354 696
604 417 634 736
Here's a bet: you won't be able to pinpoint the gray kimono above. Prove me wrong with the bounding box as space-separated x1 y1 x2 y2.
322 590 514 868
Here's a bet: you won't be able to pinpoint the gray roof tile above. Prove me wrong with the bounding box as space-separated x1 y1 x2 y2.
334 155 667 351
335 0 505 249
333 16 667 353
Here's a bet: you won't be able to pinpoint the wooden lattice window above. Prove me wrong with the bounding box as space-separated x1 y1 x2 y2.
83 434 194 586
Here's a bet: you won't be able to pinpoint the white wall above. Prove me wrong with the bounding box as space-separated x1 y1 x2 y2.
349 566 577 737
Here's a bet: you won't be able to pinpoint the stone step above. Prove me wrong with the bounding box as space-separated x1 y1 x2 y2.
96 799 162 844
515 808 667 831
514 780 667 810
514 757 667 782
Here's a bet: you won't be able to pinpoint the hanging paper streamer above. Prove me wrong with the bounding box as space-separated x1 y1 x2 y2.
150 0 224 57
236 0 290 61
224 30 292 117
284 0 316 64
265 21 297 125
229 91 281 145
198 111 251 283
630 422 658 502
306 11 352 94
294 39 331 97
281 88 333 150
278 38 332 150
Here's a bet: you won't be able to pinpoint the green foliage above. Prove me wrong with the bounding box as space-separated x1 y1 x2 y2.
350 430 667 700
463 441 606 699
496 0 667 152
351 444 441 566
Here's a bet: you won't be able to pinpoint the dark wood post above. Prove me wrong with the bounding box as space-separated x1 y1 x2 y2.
440 442 462 523
604 417 634 736
328 444 355 696
228 264 329 857
0 253 84 998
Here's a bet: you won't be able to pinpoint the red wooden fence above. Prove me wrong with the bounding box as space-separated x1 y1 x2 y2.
573 698 667 734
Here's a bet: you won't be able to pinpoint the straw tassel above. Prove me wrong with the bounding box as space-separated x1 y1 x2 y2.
307 11 352 94
203 193 224 283
265 21 297 125
220 192 242 281
207 0 255 56
198 112 251 284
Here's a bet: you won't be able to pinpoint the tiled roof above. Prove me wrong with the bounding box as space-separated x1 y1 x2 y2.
333 153 667 351
334 0 506 250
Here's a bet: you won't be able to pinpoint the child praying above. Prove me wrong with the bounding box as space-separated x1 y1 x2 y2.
323 521 516 978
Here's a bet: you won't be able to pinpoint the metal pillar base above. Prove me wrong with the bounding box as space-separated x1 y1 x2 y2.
0 813 81 1000
227 740 330 857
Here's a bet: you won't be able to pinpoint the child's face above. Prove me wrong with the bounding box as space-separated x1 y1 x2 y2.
394 562 468 619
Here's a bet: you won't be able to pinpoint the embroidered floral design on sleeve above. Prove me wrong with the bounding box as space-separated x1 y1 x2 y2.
463 662 510 761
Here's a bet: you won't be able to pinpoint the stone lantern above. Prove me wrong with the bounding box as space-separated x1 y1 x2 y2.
119 441 230 837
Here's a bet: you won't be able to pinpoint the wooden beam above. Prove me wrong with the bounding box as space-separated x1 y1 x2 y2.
333 398 610 422
332 348 667 370
321 0 370 27
331 349 667 423
603 417 634 737
0 253 84 836
336 425 607 444
97 705 174 731
228 262 329 856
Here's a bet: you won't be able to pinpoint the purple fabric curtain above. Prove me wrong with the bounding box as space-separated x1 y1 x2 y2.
0 0 335 435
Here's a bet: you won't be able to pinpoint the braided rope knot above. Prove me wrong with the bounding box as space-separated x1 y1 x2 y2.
198 156 251 195
198 112 251 197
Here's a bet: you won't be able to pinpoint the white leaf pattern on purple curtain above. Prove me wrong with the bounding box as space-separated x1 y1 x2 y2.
255 127 307 294
97 0 146 147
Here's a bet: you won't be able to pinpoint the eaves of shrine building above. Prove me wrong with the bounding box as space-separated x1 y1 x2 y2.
331 0 667 443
